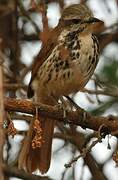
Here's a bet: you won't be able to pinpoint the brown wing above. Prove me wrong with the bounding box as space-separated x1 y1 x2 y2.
27 25 62 98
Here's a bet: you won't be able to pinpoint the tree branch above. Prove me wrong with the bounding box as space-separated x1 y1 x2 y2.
55 130 107 180
0 45 5 180
4 97 118 135
2 164 51 180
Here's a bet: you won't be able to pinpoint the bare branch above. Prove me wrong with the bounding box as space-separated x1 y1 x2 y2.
2 164 51 180
0 47 5 180
81 88 118 97
4 97 118 135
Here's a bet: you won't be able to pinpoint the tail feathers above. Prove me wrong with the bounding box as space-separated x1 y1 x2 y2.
38 117 55 173
18 117 55 174
26 147 41 172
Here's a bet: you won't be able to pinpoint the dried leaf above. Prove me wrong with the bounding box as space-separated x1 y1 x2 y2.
113 151 118 166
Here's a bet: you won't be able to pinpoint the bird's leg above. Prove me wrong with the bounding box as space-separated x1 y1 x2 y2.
45 94 67 119
59 96 73 120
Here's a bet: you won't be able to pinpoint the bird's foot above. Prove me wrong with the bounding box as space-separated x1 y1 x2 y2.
57 97 72 124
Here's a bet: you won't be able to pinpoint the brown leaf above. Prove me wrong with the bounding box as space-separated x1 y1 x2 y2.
113 151 118 166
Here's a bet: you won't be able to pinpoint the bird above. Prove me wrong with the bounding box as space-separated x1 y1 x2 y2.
22 3 103 174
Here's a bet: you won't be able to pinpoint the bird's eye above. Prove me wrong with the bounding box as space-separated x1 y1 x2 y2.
72 19 81 24
64 19 81 26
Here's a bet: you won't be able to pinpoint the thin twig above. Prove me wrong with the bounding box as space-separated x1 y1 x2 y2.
82 88 118 97
55 130 107 180
18 1 40 34
65 135 103 168
0 48 5 179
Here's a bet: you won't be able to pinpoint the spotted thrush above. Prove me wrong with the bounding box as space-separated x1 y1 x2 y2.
24 4 103 174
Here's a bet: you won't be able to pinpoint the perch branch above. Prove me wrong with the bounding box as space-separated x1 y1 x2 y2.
4 97 118 135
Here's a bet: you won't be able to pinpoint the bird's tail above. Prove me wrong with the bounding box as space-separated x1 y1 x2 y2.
18 97 55 174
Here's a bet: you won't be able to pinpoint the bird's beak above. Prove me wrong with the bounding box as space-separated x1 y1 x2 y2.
85 17 104 34
89 17 103 23
83 17 103 24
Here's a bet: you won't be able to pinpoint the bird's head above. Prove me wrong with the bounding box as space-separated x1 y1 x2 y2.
60 4 104 33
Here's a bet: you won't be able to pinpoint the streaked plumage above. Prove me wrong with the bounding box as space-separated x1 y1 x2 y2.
26 4 103 174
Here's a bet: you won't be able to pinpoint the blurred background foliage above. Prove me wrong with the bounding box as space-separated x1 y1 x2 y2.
0 0 118 179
